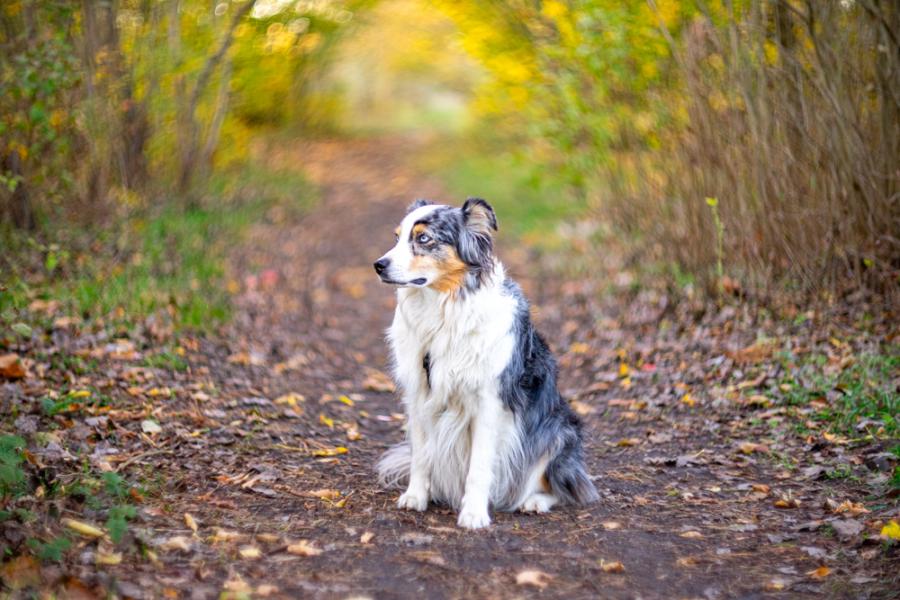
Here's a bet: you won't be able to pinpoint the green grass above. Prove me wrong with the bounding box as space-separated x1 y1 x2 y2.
0 158 315 333
773 349 898 438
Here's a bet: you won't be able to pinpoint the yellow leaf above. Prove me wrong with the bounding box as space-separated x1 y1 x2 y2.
62 518 105 538
286 540 322 556
600 560 625 573
274 393 305 407
570 342 589 354
616 438 640 447
308 488 341 500
618 363 630 377
312 446 347 457
681 393 695 407
319 414 334 429
239 545 262 559
96 551 122 565
338 395 354 406
184 513 198 533
69 390 91 399
880 520 900 540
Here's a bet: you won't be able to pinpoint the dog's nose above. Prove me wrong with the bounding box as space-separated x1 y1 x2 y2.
373 258 390 275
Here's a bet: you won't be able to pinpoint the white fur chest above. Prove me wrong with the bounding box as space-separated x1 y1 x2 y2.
388 271 516 410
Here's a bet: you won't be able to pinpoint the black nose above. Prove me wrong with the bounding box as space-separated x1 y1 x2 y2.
374 258 390 275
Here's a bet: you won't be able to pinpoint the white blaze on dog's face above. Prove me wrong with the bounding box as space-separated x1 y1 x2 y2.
373 199 498 294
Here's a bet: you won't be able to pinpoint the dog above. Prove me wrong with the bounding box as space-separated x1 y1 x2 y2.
373 198 598 529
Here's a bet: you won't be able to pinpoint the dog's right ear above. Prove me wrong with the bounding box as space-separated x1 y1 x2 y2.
407 199 431 213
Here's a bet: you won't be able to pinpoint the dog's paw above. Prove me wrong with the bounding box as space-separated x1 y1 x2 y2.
520 493 557 513
457 506 491 530
397 489 428 511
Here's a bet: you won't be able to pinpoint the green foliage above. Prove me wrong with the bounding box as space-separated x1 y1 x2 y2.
106 504 137 544
101 472 129 500
27 536 71 563
776 350 899 438
0 435 27 497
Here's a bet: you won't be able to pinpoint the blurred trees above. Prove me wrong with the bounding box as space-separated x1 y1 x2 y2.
0 0 363 226
437 0 899 297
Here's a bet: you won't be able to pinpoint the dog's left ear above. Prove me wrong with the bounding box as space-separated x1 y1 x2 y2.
462 198 498 235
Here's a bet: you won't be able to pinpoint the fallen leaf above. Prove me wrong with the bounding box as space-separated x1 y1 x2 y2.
616 438 640 447
681 393 696 407
832 500 868 516
286 540 322 556
159 535 192 552
600 560 625 573
676 556 698 567
319 414 335 429
239 545 262 559
679 531 703 539
141 420 162 434
96 550 123 565
880 520 900 540
601 521 622 530
256 533 280 543
570 399 596 416
362 368 395 392
184 513 198 534
308 488 341 500
0 353 26 379
516 569 553 589
312 446 347 457
774 496 800 509
274 393 305 408
211 529 243 543
751 483 771 494
62 518 105 538
360 531 375 544
807 566 831 579
0 555 41 590
738 442 769 455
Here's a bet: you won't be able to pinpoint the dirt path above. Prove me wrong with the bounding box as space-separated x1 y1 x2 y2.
14 137 894 599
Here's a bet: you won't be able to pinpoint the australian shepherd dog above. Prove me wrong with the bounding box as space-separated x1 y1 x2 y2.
373 198 598 529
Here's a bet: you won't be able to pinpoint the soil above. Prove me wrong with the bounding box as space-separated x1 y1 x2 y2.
1 137 897 599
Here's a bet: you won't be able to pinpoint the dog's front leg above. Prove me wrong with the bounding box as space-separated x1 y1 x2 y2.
458 393 500 529
398 407 429 511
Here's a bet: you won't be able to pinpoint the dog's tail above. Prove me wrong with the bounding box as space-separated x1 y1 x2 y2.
546 444 599 506
376 442 411 489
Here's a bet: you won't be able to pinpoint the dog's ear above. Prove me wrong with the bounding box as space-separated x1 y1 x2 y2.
458 198 496 274
462 197 498 235
407 199 431 213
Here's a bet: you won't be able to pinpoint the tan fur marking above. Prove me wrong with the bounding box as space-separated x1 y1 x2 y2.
394 227 401 238
409 254 439 273
412 223 428 237
431 247 468 294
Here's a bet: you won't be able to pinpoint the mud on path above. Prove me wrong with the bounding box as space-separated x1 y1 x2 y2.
11 137 895 599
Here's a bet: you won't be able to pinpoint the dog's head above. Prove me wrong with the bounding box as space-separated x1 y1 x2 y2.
373 198 498 294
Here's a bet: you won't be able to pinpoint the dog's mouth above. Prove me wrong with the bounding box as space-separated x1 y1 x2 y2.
379 276 428 287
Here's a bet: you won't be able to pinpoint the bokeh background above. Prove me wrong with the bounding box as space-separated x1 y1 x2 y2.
1 0 898 325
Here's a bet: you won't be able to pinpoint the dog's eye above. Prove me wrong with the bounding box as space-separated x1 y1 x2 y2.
416 233 431 244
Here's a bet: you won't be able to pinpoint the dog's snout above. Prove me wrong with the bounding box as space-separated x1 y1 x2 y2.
374 258 390 275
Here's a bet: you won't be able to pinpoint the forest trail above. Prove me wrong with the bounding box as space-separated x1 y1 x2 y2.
11 137 894 599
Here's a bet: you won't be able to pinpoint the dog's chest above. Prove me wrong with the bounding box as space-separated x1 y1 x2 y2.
393 291 516 403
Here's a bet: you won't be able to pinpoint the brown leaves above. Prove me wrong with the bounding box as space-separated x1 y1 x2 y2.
599 560 625 573
0 555 41 590
362 368 395 393
730 339 776 364
0 353 26 379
